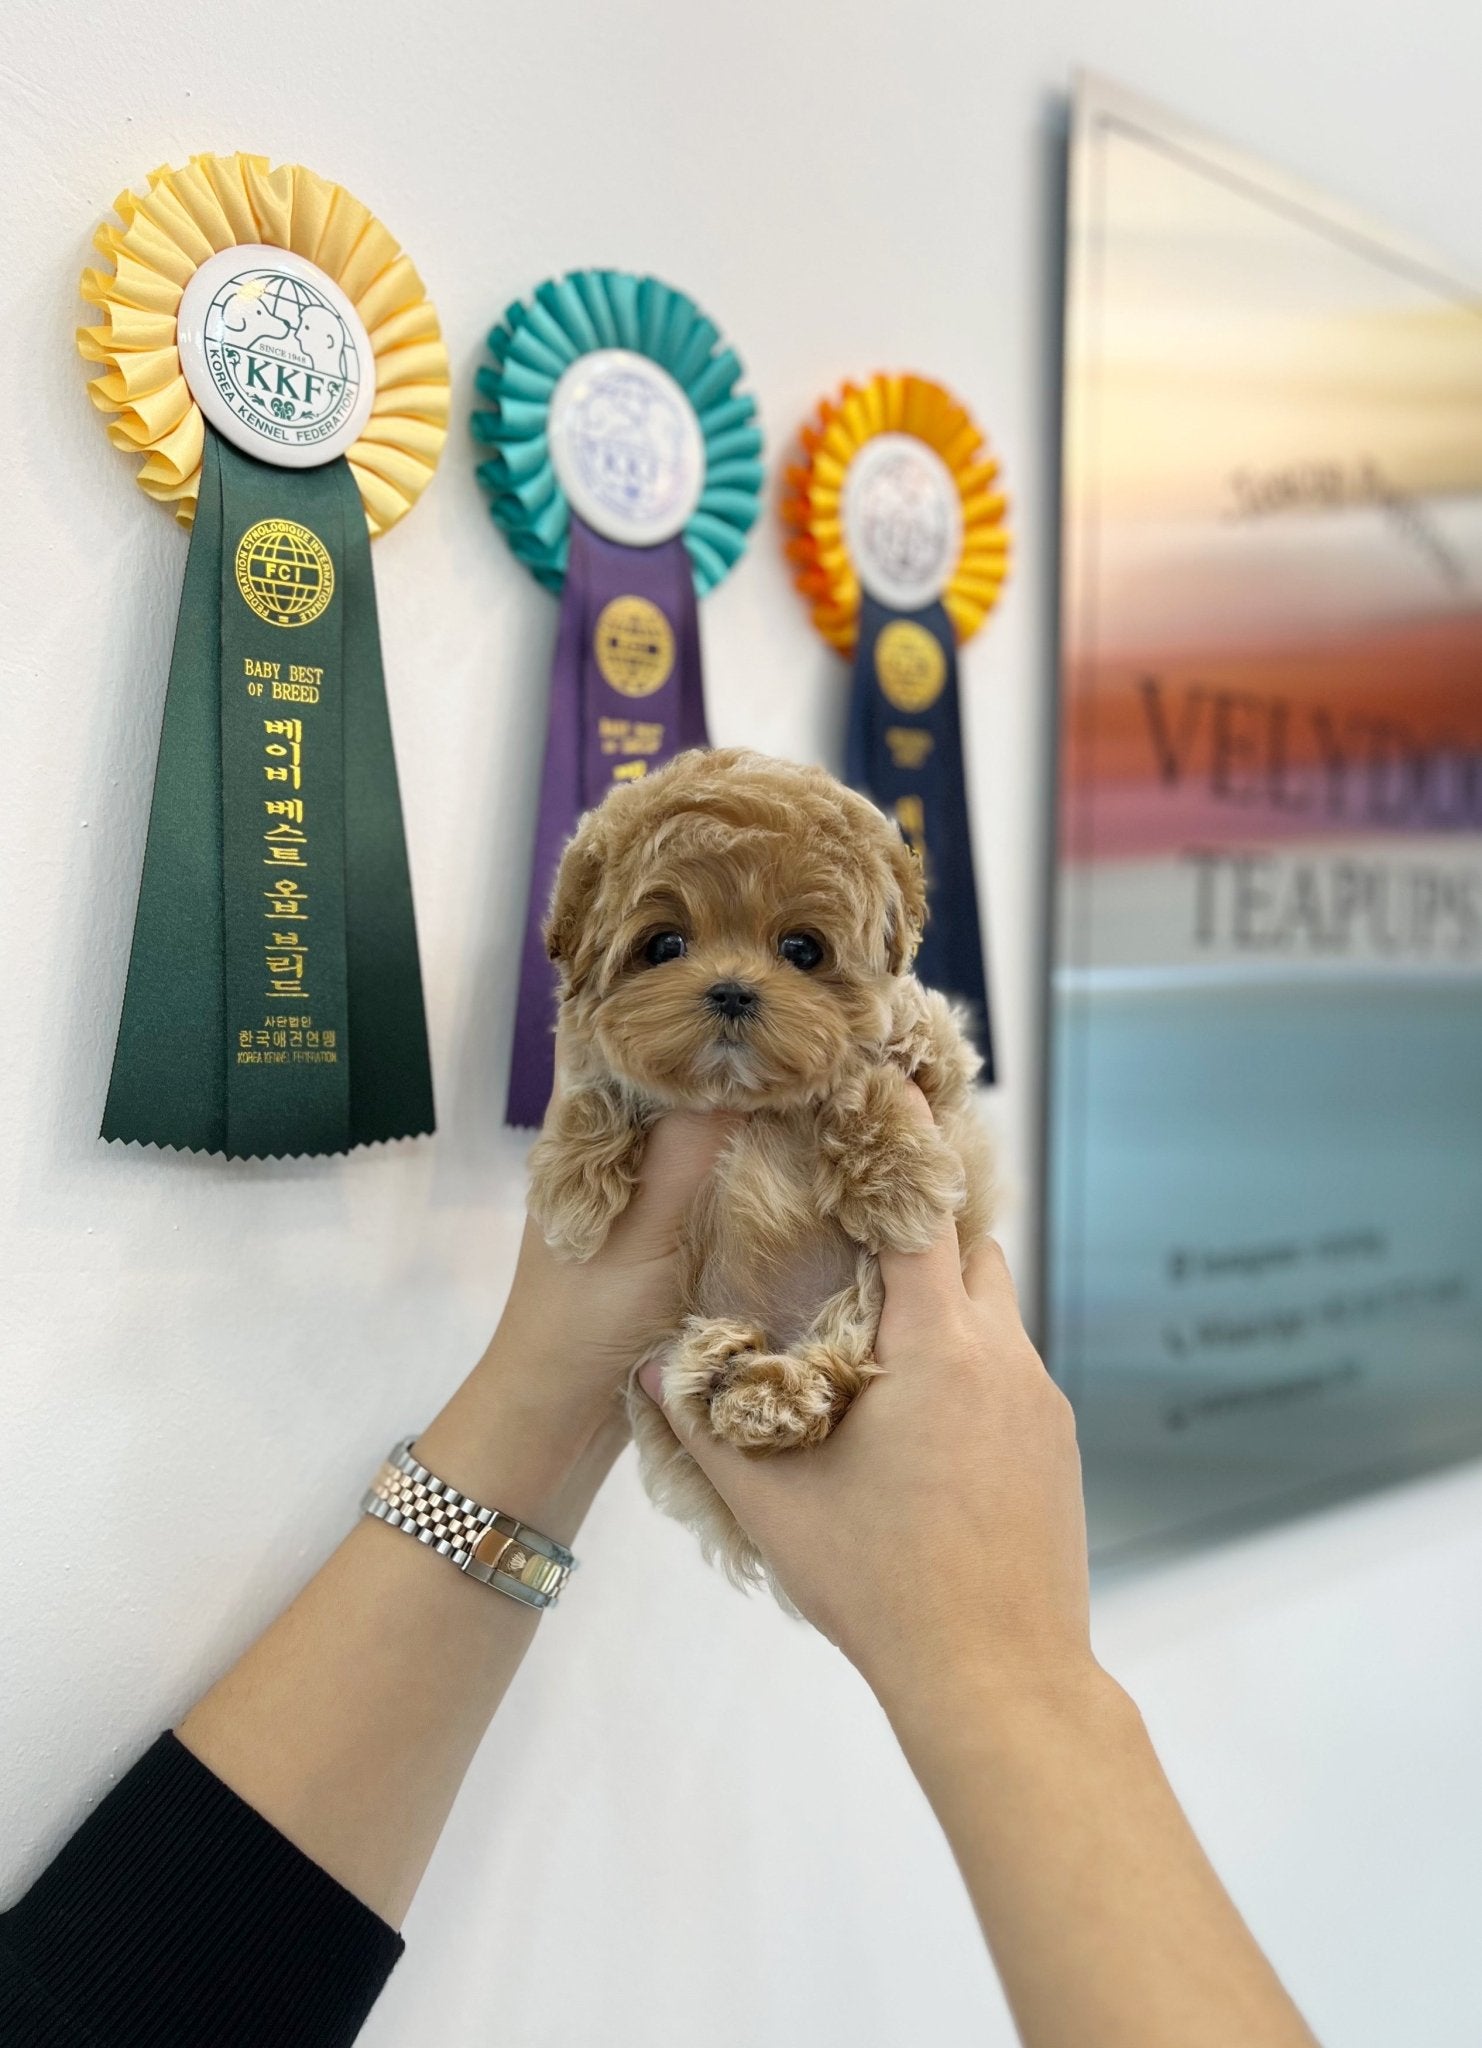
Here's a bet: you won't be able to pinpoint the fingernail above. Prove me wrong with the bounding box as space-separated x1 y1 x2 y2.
637 1359 665 1405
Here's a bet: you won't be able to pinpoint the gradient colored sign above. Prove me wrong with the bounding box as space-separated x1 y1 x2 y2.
1050 75 1482 1558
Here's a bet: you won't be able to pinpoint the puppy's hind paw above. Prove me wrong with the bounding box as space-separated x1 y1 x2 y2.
664 1319 772 1409
667 1319 857 1454
708 1352 842 1454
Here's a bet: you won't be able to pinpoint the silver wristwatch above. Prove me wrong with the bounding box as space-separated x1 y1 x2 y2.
361 1437 575 1611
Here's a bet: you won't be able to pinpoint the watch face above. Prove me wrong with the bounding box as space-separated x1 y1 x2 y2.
177 244 376 468
843 432 964 612
548 348 705 546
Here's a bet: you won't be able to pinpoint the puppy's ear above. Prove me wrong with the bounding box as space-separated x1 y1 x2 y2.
884 828 928 973
545 824 604 987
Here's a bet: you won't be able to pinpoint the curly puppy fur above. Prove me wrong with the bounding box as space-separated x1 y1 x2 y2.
527 748 996 1596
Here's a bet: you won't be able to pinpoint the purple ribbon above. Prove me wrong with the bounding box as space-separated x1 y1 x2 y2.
506 515 709 1127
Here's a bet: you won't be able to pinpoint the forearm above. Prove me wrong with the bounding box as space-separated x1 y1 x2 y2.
179 1335 623 1927
886 1662 1319 2048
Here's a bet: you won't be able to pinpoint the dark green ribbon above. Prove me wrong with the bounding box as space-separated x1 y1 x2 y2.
102 428 434 1157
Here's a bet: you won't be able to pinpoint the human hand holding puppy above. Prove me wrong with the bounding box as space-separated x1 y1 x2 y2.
639 1094 1320 2048
641 1084 1092 1718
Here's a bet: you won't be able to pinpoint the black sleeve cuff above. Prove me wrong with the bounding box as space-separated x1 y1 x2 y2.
1 1732 403 2048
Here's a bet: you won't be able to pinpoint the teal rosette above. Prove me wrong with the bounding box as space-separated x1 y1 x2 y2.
471 269 762 592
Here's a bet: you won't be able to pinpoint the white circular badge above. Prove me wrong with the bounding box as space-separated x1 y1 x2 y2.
176 245 376 468
842 432 963 612
548 348 705 547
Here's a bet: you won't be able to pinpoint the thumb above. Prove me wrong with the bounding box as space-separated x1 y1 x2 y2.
636 1356 668 1405
875 1083 967 1331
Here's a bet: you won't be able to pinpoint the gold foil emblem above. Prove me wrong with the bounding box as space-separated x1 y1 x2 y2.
234 518 335 629
593 596 675 697
874 620 946 713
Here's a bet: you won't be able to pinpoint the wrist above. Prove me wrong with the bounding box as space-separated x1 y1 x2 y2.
409 1335 626 1549
474 1323 624 1439
877 1644 1133 1776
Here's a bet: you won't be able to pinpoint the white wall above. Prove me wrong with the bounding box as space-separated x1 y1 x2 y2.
4 3 1481 2043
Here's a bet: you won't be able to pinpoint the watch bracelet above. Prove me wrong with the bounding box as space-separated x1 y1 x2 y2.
361 1437 574 1610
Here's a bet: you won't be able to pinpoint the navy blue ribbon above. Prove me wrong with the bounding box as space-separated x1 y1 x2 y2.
846 593 994 1078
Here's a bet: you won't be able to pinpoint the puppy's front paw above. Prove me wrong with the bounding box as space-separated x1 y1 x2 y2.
819 1068 965 1254
865 1127 966 1254
528 1088 645 1260
528 1143 628 1260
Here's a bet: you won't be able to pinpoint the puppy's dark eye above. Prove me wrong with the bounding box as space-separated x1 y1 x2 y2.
643 930 687 966
778 932 824 972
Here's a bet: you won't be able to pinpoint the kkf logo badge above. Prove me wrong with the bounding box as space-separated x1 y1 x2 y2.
204 263 363 456
235 519 336 629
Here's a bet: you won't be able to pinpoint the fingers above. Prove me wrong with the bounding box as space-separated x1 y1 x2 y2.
642 1110 739 1205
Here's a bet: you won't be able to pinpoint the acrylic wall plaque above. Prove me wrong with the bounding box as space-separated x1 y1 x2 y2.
1049 74 1482 1559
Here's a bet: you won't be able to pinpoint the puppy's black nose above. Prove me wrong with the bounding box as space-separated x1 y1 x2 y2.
705 980 760 1020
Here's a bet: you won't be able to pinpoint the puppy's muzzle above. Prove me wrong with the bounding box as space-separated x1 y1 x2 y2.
704 980 760 1022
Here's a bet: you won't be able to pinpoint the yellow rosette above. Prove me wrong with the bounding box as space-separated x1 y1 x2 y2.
77 154 445 1160
78 151 448 535
782 372 1011 1081
781 372 1009 653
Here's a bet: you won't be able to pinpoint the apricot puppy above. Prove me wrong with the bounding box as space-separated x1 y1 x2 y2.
528 748 995 1593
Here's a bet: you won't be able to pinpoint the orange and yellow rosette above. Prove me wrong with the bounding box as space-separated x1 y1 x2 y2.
78 151 448 535
781 372 1009 653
